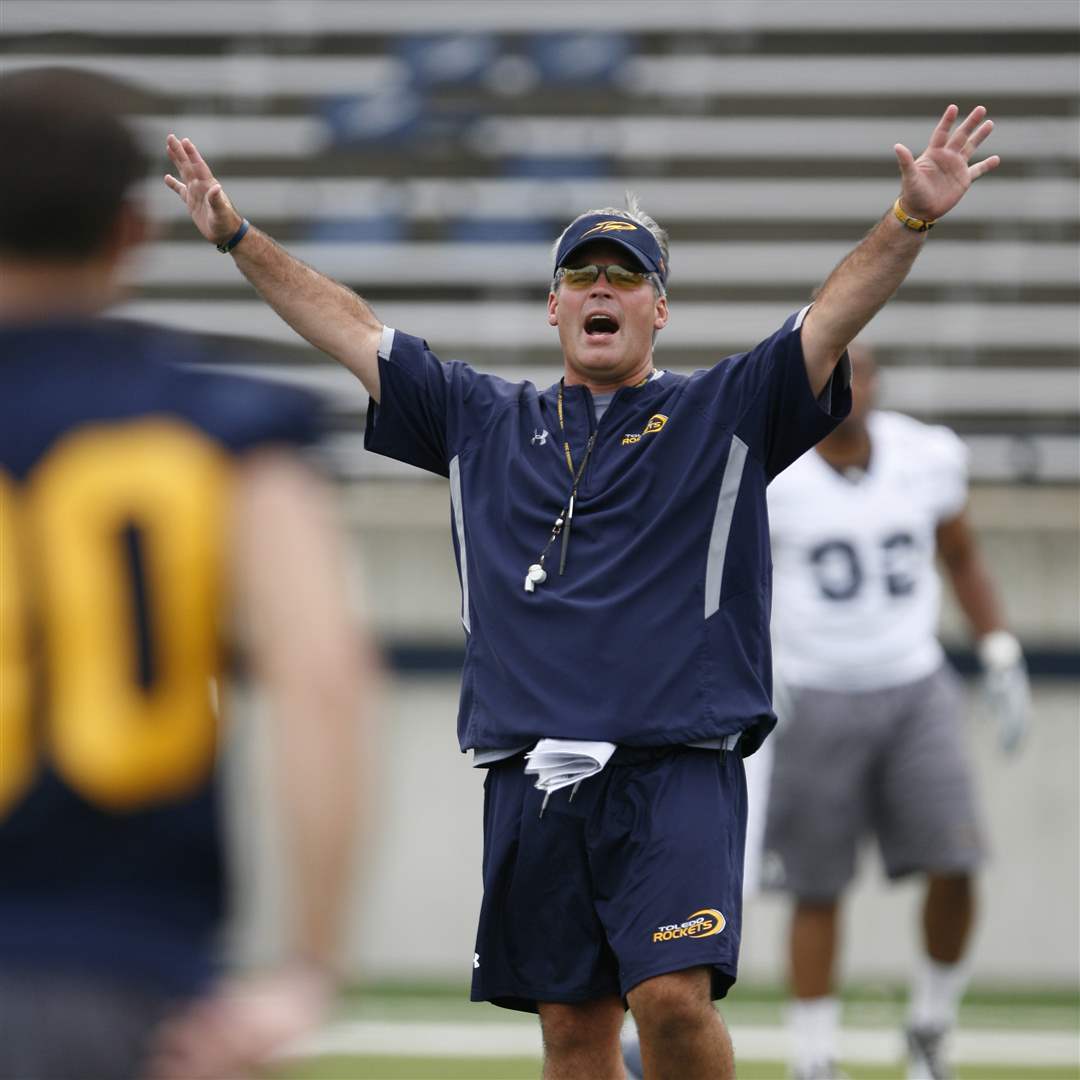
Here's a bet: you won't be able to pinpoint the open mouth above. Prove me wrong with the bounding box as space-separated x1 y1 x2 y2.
585 313 620 336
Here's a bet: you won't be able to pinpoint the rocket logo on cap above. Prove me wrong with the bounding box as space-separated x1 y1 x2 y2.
582 220 639 237
555 212 667 285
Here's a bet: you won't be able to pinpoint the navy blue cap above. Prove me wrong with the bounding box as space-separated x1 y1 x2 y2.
554 214 667 284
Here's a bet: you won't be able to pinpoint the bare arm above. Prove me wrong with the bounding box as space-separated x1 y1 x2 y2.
165 135 383 400
937 507 1030 755
936 509 1007 637
147 450 377 1080
800 105 1000 394
232 449 375 972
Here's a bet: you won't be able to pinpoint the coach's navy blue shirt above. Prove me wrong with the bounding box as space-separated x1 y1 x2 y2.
365 308 850 755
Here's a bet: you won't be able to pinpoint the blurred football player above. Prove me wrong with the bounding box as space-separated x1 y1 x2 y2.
0 68 374 1080
762 345 1030 1080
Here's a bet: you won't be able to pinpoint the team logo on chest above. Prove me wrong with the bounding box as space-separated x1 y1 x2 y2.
622 413 669 446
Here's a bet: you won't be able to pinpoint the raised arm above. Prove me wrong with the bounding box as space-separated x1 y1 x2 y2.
165 135 384 400
800 105 1000 395
936 508 1030 755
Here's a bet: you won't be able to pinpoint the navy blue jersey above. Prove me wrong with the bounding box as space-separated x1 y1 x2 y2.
365 308 850 755
0 318 319 996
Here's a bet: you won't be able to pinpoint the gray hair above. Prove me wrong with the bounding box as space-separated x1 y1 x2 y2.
551 192 670 290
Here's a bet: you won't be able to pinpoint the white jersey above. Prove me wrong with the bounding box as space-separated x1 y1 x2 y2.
768 410 968 691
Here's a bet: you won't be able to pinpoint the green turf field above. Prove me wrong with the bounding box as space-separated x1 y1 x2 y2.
275 1057 1080 1079
332 979 1080 1029
268 981 1080 1080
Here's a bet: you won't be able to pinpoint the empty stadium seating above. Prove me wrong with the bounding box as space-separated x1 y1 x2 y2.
4 0 1077 485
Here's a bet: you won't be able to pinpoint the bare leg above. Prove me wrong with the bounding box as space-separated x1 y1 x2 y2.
538 996 626 1080
922 873 975 963
791 898 839 998
627 967 733 1080
906 875 977 1077
787 899 843 1076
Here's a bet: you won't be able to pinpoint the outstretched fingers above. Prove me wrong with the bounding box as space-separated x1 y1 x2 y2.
894 142 916 174
163 173 187 199
181 137 200 156
969 154 1001 182
927 103 959 149
165 132 189 169
966 118 994 153
947 105 989 152
181 136 209 170
165 133 212 182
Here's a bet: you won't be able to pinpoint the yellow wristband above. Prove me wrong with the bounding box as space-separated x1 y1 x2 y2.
892 198 935 233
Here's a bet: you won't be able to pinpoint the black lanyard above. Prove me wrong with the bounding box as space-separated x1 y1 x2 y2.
526 374 652 589
539 380 595 577
556 377 589 479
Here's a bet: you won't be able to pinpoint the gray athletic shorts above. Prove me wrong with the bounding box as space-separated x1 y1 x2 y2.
0 970 178 1080
762 665 985 900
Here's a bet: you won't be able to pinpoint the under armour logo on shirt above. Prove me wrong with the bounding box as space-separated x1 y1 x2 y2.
473 952 480 969
531 429 549 446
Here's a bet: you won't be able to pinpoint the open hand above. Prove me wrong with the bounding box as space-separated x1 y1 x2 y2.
978 631 1031 755
894 105 1000 223
143 964 332 1080
164 134 243 247
984 656 1030 755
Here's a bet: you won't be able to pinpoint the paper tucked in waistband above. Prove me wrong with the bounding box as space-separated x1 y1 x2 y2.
523 738 617 794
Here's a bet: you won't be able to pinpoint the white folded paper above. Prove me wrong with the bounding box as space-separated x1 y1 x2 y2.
524 738 617 794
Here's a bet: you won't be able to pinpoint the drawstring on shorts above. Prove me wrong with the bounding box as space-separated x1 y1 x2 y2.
538 778 586 819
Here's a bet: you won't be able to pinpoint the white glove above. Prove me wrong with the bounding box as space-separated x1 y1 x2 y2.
977 630 1031 755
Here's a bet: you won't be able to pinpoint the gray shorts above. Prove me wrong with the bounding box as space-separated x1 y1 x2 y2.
762 665 985 900
0 970 178 1080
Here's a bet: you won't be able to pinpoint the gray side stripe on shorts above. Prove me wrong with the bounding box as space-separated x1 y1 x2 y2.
449 454 471 633
704 435 749 619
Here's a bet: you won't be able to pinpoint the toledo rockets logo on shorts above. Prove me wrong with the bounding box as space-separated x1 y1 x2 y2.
652 908 726 943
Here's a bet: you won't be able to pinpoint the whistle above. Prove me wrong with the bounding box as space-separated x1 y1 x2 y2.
524 563 547 593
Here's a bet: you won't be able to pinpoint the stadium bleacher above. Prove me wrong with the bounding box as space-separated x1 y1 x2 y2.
3 0 1077 485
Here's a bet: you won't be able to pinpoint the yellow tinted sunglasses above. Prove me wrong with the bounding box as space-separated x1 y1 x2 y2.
555 263 653 290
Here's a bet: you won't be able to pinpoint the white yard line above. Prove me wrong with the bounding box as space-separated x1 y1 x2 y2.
288 1019 1080 1066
